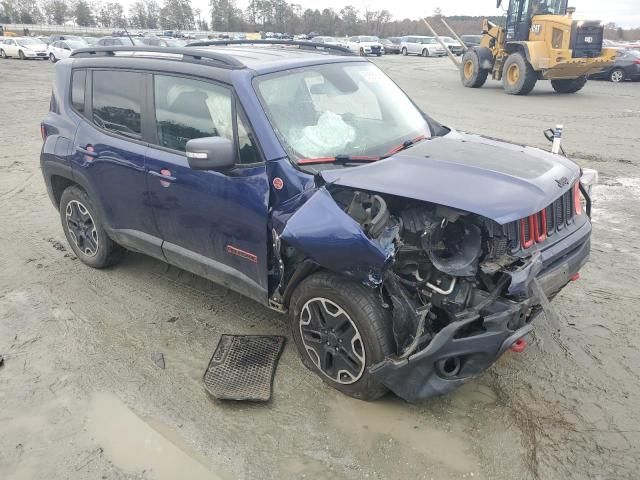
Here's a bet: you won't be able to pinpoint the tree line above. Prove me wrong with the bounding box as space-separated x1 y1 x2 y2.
1 0 638 41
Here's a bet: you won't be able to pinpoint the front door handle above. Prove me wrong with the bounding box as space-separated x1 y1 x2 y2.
149 169 176 182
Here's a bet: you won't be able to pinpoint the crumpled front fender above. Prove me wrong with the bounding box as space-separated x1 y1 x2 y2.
276 187 392 285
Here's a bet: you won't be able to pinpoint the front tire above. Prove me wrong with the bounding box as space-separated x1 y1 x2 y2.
551 75 588 93
460 50 489 88
289 272 394 400
18 50 26 60
608 68 625 83
59 185 123 269
422 48 430 57
49 53 57 63
502 52 537 95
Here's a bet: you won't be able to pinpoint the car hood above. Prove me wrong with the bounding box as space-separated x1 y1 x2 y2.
320 130 581 225
24 45 47 52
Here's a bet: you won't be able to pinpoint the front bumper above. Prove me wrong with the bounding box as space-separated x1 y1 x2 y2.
370 221 591 402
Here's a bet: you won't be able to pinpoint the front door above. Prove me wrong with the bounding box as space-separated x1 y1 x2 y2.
144 73 270 303
71 69 163 258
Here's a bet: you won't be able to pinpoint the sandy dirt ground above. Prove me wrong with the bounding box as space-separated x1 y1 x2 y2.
0 56 639 480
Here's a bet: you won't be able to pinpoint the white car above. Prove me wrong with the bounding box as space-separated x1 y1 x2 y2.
400 36 446 57
47 39 88 62
0 37 48 60
310 36 348 48
346 35 383 56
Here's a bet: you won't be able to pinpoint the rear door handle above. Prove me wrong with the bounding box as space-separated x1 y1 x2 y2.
76 146 97 157
149 169 176 182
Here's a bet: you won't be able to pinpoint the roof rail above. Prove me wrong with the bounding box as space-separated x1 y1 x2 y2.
69 46 245 68
185 39 354 56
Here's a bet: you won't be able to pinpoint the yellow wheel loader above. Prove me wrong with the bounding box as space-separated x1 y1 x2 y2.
460 0 617 95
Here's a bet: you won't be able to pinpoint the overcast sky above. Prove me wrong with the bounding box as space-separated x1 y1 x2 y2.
173 0 640 29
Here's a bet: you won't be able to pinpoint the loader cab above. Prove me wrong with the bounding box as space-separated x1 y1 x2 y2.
503 0 568 40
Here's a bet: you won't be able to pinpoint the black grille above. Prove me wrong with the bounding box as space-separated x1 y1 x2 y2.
571 21 604 58
545 205 554 236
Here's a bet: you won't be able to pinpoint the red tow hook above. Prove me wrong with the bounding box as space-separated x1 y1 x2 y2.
510 338 527 353
570 272 580 281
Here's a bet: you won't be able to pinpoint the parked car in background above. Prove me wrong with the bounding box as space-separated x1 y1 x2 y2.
460 35 482 47
82 37 99 46
439 36 463 55
0 37 48 59
400 36 445 57
138 36 187 47
310 36 347 48
347 35 383 56
589 50 640 82
47 39 88 62
49 34 83 43
37 36 52 45
97 36 144 46
380 38 401 54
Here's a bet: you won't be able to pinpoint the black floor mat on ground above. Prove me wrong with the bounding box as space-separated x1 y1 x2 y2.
203 335 285 402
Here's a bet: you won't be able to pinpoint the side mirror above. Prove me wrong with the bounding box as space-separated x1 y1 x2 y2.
186 136 235 171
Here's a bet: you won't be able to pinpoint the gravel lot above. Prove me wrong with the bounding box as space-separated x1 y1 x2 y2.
0 55 639 480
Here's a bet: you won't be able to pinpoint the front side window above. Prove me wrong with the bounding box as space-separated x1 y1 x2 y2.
153 75 233 152
255 62 430 165
92 70 143 139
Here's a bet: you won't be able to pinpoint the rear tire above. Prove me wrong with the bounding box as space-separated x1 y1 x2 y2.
460 50 489 88
502 52 537 95
0 49 6 59
551 75 588 93
59 185 124 269
608 68 625 83
289 272 394 401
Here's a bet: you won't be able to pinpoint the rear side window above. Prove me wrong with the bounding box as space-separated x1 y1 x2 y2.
92 70 143 139
71 70 86 112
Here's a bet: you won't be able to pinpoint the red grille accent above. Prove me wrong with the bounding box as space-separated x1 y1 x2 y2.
534 209 547 243
520 215 535 249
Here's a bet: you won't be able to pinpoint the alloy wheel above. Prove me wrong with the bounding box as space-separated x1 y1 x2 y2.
299 297 366 384
610 69 624 83
65 200 99 257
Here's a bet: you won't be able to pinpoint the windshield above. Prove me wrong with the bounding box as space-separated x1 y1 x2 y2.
17 38 43 46
255 62 430 165
359 36 379 42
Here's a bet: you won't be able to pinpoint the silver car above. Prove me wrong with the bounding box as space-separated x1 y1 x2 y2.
400 36 446 57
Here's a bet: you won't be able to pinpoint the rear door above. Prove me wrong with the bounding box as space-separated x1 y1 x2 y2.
71 68 163 258
144 73 269 303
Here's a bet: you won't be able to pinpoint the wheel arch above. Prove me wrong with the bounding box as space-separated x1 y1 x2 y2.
470 46 495 71
504 41 531 62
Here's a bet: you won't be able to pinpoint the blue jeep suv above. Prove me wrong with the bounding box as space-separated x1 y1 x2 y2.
41 42 592 402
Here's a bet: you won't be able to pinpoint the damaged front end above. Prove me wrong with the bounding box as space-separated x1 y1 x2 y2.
270 178 590 402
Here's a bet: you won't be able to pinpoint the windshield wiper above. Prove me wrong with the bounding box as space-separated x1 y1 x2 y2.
381 135 427 159
297 154 380 166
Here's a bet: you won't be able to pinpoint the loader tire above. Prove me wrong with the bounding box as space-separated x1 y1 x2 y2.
502 52 537 95
551 76 588 93
460 50 489 88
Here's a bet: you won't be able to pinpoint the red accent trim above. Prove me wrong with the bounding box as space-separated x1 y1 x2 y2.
534 209 547 243
510 338 527 353
226 245 258 263
383 135 426 157
570 272 580 281
573 182 583 216
520 216 535 249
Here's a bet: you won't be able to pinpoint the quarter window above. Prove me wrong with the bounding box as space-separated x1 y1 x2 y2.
71 70 86 112
153 75 233 152
92 70 143 139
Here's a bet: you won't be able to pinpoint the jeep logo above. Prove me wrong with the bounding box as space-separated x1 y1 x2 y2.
555 177 570 188
584 36 593 43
